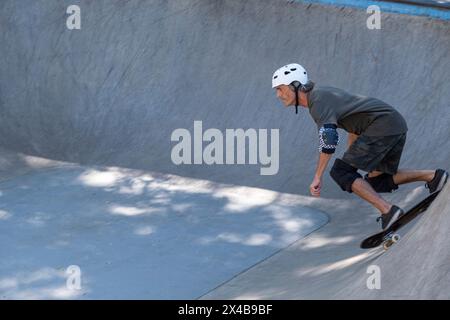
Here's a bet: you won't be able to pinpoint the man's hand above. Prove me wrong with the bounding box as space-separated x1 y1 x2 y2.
310 176 322 197
312 152 333 197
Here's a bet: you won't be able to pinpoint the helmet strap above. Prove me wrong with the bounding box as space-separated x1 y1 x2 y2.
292 83 301 114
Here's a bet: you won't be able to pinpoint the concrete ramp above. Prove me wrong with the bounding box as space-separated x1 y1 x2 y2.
0 0 449 299
337 183 450 299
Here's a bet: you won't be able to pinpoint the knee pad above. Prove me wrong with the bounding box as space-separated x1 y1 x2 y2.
364 173 398 193
330 159 362 193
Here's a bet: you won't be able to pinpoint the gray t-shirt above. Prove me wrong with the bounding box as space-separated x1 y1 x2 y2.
308 86 408 136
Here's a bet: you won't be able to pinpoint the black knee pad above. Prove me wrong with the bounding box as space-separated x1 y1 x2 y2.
330 159 362 193
364 173 398 193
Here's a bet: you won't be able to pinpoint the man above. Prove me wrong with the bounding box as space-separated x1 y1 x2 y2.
272 63 448 230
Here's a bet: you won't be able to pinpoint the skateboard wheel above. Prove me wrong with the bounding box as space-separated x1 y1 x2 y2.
391 234 400 243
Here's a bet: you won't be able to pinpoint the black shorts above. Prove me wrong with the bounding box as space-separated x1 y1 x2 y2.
342 133 407 175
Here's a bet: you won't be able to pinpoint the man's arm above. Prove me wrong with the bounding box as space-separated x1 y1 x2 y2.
315 152 333 179
310 124 339 196
310 152 333 196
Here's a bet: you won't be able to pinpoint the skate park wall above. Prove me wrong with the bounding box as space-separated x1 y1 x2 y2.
0 0 449 199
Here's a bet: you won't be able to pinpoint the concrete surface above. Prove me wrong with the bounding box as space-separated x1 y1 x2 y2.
0 0 449 299
337 183 450 299
0 164 327 299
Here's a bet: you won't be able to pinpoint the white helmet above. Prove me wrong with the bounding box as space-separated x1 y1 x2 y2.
272 63 308 88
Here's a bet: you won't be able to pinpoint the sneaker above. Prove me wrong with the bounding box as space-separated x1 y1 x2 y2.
377 205 404 230
425 169 449 194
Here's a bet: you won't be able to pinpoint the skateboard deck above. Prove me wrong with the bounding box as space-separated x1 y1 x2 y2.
360 189 442 249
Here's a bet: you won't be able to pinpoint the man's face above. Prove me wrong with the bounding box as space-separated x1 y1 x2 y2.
275 85 295 107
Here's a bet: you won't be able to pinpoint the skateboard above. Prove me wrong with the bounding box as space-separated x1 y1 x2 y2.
360 189 442 250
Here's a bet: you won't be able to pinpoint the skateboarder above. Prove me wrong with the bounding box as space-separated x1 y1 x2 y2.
272 63 449 230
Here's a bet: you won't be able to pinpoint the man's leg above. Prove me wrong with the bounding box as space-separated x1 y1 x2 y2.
368 170 435 185
351 178 392 214
330 159 393 214
337 133 409 229
330 158 405 230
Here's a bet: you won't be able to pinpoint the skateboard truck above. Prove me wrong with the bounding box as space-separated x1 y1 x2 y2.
382 233 401 250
